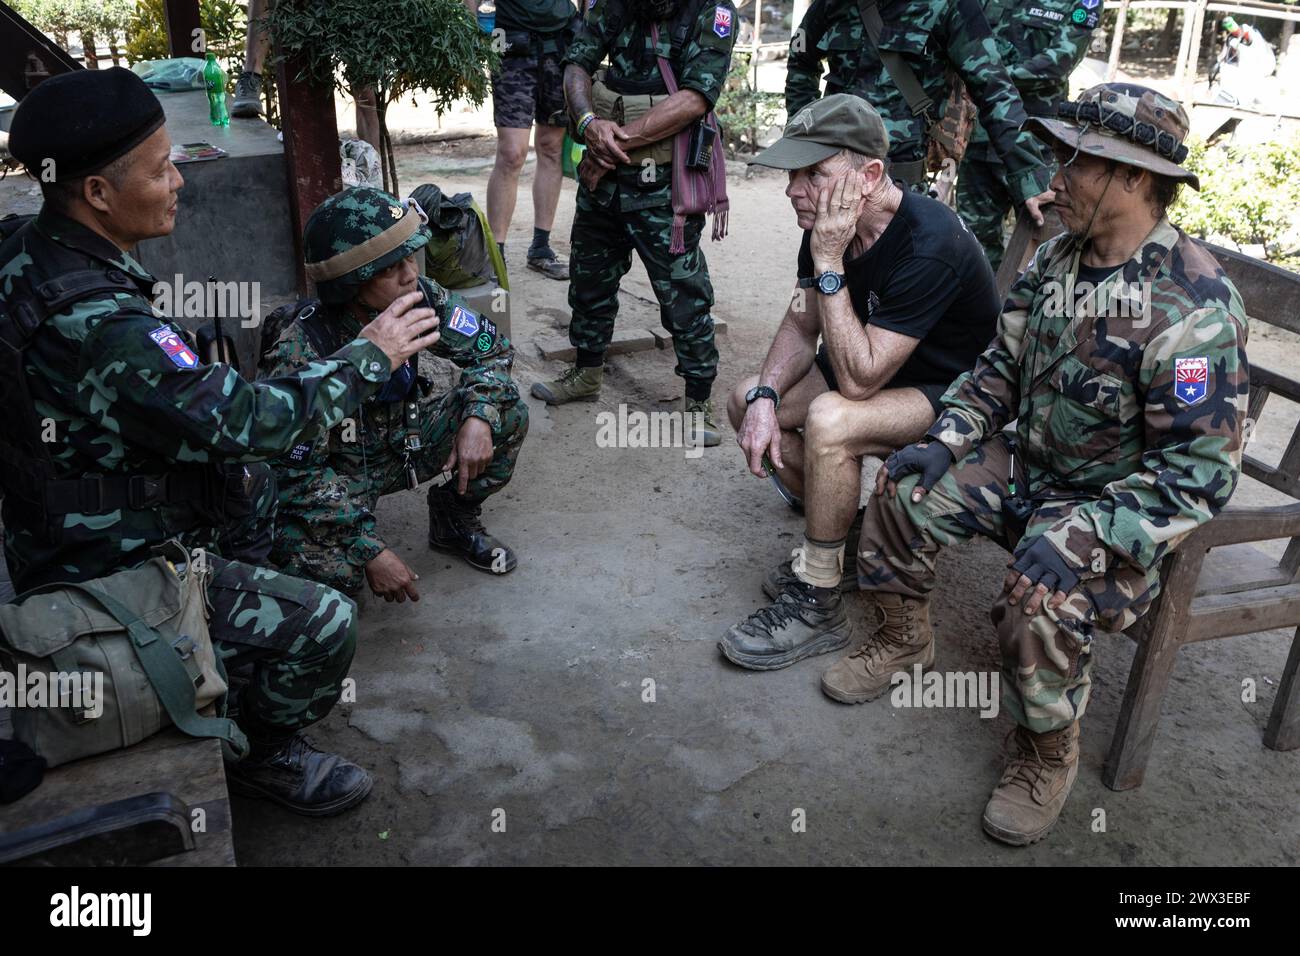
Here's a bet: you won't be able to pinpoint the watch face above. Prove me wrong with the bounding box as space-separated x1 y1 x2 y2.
817 272 842 294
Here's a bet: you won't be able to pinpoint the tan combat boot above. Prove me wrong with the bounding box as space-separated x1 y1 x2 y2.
530 365 603 405
819 592 934 704
982 721 1080 846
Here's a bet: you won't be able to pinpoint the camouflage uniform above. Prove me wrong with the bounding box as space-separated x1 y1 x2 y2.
491 0 577 129
785 0 1051 202
0 209 389 743
563 0 736 394
956 0 1094 269
858 220 1250 732
259 277 528 596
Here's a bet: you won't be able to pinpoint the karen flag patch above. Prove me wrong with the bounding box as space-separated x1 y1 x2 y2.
713 6 732 38
448 304 480 338
148 326 199 369
1174 356 1208 405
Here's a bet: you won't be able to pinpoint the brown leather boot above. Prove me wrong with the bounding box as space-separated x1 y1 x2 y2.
819 592 933 704
982 721 1080 846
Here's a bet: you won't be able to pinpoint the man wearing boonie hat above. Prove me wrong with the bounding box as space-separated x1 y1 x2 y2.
849 82 1250 845
259 186 530 598
719 93 1004 674
0 68 444 816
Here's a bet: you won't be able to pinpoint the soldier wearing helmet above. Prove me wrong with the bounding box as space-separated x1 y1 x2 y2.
259 187 529 603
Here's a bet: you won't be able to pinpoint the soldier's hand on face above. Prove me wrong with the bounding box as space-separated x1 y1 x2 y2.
736 396 782 478
365 548 420 603
1003 535 1080 616
876 440 953 503
359 290 440 371
1022 188 1056 227
809 170 865 273
584 118 631 167
444 416 494 496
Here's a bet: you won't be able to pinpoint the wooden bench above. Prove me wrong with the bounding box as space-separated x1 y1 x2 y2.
996 215 1300 791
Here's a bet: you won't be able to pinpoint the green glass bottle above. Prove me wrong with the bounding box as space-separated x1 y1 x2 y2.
203 53 229 128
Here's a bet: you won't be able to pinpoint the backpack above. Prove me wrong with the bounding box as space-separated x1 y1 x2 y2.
0 540 248 768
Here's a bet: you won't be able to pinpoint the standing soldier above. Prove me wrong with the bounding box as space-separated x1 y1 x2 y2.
841 84 1249 845
785 0 1054 224
259 187 529 600
957 0 1096 270
530 0 737 445
0 68 440 816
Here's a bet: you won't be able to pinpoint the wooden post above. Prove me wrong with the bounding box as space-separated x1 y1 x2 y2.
1106 0 1131 82
0 0 82 100
274 44 342 298
1172 2 1197 91
1184 0 1210 104
751 0 762 89
162 0 202 59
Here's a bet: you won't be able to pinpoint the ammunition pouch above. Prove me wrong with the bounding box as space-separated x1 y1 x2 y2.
592 76 673 166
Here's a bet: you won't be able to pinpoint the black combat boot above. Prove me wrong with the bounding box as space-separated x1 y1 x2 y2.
226 733 373 817
428 486 517 574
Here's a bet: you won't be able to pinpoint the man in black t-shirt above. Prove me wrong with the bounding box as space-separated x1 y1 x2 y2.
720 94 1001 672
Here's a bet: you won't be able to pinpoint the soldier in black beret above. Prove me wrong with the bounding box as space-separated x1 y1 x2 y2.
0 67 445 816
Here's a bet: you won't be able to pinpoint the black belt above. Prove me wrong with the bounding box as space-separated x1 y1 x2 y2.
42 470 210 516
890 158 927 186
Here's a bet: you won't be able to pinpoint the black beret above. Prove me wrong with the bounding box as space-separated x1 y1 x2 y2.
8 67 166 179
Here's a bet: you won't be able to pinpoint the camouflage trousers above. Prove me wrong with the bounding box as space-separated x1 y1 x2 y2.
568 177 719 394
205 553 358 748
857 432 1161 733
956 154 1015 273
272 386 529 595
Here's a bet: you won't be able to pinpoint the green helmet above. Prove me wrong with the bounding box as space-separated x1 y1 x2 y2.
303 186 432 305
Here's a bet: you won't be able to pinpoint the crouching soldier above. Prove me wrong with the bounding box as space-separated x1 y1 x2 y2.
851 84 1249 845
260 187 529 601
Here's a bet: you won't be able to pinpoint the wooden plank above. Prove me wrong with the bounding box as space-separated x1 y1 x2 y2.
1202 242 1300 331
0 731 235 866
1184 582 1300 641
0 1 82 102
1184 0 1209 104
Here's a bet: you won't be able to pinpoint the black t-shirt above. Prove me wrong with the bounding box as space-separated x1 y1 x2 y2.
496 0 576 34
798 189 1000 393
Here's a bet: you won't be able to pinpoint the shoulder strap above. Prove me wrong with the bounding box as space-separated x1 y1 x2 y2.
856 0 934 119
44 581 249 760
295 302 342 358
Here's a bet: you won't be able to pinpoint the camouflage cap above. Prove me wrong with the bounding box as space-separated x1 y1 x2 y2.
1026 82 1200 190
749 93 890 170
303 186 433 303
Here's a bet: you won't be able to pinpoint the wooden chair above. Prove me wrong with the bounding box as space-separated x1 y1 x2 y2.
1104 245 1300 789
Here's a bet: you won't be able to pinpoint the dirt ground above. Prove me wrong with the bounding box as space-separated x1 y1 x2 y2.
218 141 1300 866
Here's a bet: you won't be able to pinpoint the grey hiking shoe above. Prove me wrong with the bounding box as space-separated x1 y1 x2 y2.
719 580 853 671
530 365 603 405
527 250 569 280
230 70 264 118
684 396 721 447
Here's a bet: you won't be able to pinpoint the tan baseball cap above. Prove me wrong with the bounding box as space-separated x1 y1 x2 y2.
749 94 890 171
1026 82 1200 190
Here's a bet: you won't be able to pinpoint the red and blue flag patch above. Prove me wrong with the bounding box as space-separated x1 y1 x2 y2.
713 6 732 38
1174 356 1208 405
148 326 199 369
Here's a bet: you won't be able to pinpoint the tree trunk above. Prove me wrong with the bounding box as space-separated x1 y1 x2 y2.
110 41 121 67
82 31 98 69
1158 9 1180 56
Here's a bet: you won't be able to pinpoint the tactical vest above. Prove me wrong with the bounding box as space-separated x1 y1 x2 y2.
590 0 709 165
0 214 219 532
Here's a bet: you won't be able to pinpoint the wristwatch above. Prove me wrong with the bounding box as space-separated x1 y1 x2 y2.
815 271 845 295
745 384 780 409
